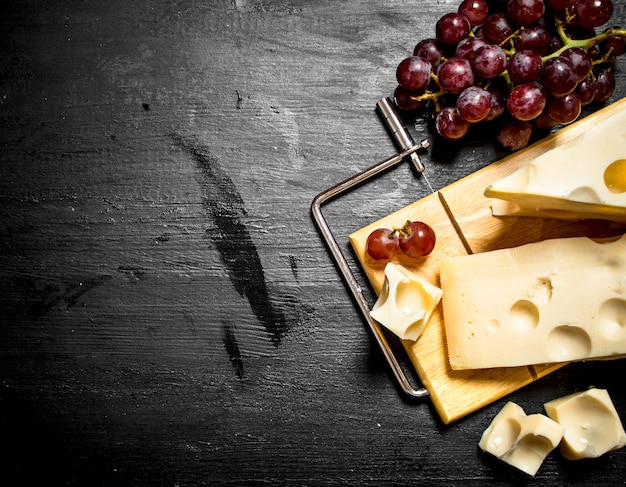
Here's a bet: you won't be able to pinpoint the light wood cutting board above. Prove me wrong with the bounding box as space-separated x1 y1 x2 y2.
349 97 626 424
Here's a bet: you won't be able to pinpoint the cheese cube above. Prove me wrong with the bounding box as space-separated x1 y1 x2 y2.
484 106 626 222
440 235 626 369
544 388 626 460
370 262 442 341
479 402 564 476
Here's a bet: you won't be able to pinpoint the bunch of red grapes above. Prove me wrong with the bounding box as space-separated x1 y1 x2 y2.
393 0 626 150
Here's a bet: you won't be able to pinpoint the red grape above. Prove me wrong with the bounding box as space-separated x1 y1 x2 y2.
547 92 582 124
514 25 551 54
541 57 578 96
594 69 615 102
497 118 533 151
507 50 543 83
366 228 399 260
435 106 471 140
399 221 436 258
394 85 423 111
471 44 507 78
483 13 514 45
576 76 597 105
574 0 614 29
534 111 558 130
458 0 489 26
507 82 547 121
456 86 493 122
436 12 471 46
455 37 489 60
507 0 545 27
561 47 592 82
437 57 475 94
413 38 446 73
396 56 432 92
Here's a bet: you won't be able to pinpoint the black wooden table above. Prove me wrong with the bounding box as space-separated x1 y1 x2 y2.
2 1 626 485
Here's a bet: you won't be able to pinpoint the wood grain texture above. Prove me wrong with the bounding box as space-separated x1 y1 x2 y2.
2 0 626 485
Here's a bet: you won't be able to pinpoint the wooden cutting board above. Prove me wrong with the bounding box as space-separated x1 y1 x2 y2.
349 97 626 424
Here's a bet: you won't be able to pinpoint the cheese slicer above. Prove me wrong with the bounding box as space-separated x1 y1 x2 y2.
311 97 434 399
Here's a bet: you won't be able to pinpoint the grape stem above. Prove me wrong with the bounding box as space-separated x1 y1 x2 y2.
545 18 626 62
410 73 446 109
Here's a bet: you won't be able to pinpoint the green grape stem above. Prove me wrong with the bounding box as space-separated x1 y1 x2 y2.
546 21 626 62
409 73 447 109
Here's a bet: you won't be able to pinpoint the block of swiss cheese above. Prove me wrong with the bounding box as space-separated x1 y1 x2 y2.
441 234 626 370
485 104 626 222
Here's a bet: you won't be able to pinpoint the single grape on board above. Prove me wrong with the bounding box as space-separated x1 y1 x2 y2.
366 228 399 261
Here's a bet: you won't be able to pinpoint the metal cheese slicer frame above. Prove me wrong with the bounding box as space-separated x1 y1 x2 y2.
311 98 431 399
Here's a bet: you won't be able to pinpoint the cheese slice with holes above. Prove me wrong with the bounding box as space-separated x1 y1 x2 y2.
370 262 442 341
440 234 626 370
484 107 626 222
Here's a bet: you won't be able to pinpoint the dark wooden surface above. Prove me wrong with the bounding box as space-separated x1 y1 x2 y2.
2 1 626 485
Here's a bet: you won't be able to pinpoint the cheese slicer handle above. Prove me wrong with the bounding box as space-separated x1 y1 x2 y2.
376 97 429 173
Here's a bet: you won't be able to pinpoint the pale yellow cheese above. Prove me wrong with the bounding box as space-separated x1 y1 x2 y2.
544 388 626 460
479 401 564 476
440 235 626 370
370 262 442 341
484 107 626 222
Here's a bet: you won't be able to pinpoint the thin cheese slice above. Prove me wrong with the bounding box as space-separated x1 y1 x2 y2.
440 234 626 370
484 107 626 222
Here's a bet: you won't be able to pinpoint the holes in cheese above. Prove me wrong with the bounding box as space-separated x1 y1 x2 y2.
599 298 626 339
509 299 540 332
546 325 592 362
478 402 564 477
567 186 602 204
370 262 442 341
544 388 626 460
484 107 626 222
604 159 626 194
440 235 626 369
